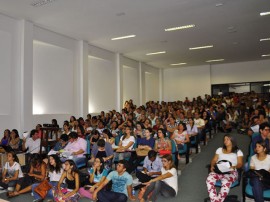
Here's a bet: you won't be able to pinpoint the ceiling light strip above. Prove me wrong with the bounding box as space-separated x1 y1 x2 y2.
260 38 270 42
189 45 213 50
170 63 187 66
111 35 136 40
165 24 195 32
206 59 224 62
31 0 56 7
262 54 270 57
260 11 270 16
146 51 166 56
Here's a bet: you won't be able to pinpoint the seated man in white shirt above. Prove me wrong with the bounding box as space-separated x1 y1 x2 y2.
22 129 41 154
61 132 87 168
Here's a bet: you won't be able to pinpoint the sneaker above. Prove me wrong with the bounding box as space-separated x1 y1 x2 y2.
0 186 4 190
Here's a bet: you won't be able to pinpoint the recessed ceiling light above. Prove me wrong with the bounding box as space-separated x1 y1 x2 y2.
216 3 223 7
189 45 213 50
116 12 126 17
165 24 195 32
111 35 136 40
206 59 224 62
31 0 56 7
170 63 187 66
146 51 166 56
262 54 270 57
260 38 270 42
260 11 270 16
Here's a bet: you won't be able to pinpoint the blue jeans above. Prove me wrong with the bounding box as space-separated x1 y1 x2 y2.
97 189 127 202
32 181 58 200
250 177 270 202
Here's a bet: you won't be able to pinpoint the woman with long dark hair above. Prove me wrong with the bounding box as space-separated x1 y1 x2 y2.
7 153 46 197
8 129 20 150
79 157 108 199
114 126 135 161
0 129 10 146
54 160 80 202
140 154 178 202
206 134 243 202
32 154 63 201
249 140 270 202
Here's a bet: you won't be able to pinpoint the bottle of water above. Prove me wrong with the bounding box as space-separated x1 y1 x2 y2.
132 188 135 197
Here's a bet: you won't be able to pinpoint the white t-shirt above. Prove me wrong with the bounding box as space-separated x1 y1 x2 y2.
4 161 24 178
216 147 243 167
186 124 198 136
173 130 187 144
25 138 41 154
120 135 135 150
49 168 64 181
250 154 270 171
161 167 178 195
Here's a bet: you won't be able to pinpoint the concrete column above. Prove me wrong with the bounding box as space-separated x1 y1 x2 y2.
76 40 89 117
116 53 123 111
159 68 163 102
18 20 34 132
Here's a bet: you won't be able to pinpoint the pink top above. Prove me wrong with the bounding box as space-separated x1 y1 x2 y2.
65 137 87 157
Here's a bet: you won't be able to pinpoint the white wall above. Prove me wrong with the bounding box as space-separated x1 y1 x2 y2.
143 64 159 102
0 30 12 115
0 14 21 135
88 56 117 113
163 65 211 101
123 66 140 106
210 59 270 84
33 41 74 115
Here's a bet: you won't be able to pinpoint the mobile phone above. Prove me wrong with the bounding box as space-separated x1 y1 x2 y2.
84 185 92 190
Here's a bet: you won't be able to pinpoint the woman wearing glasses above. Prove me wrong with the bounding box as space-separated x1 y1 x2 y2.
140 154 178 202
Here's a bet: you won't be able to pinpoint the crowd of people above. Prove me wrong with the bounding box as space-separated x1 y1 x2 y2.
0 92 270 202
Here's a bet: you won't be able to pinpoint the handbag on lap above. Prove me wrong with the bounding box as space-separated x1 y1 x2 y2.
34 179 53 199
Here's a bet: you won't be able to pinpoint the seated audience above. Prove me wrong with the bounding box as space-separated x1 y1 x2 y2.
249 140 270 202
251 122 270 153
114 126 135 161
77 124 85 139
62 122 71 135
22 129 42 154
32 154 63 201
92 160 135 202
7 153 46 197
52 134 69 151
54 160 80 202
155 128 172 155
0 129 10 146
206 134 243 202
61 132 87 166
136 150 162 183
0 151 23 190
186 117 198 138
79 157 108 199
89 139 114 169
128 128 155 173
8 129 20 150
90 130 100 147
140 154 178 202
102 129 115 145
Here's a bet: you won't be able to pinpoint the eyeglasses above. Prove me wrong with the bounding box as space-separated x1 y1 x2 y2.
264 128 270 131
